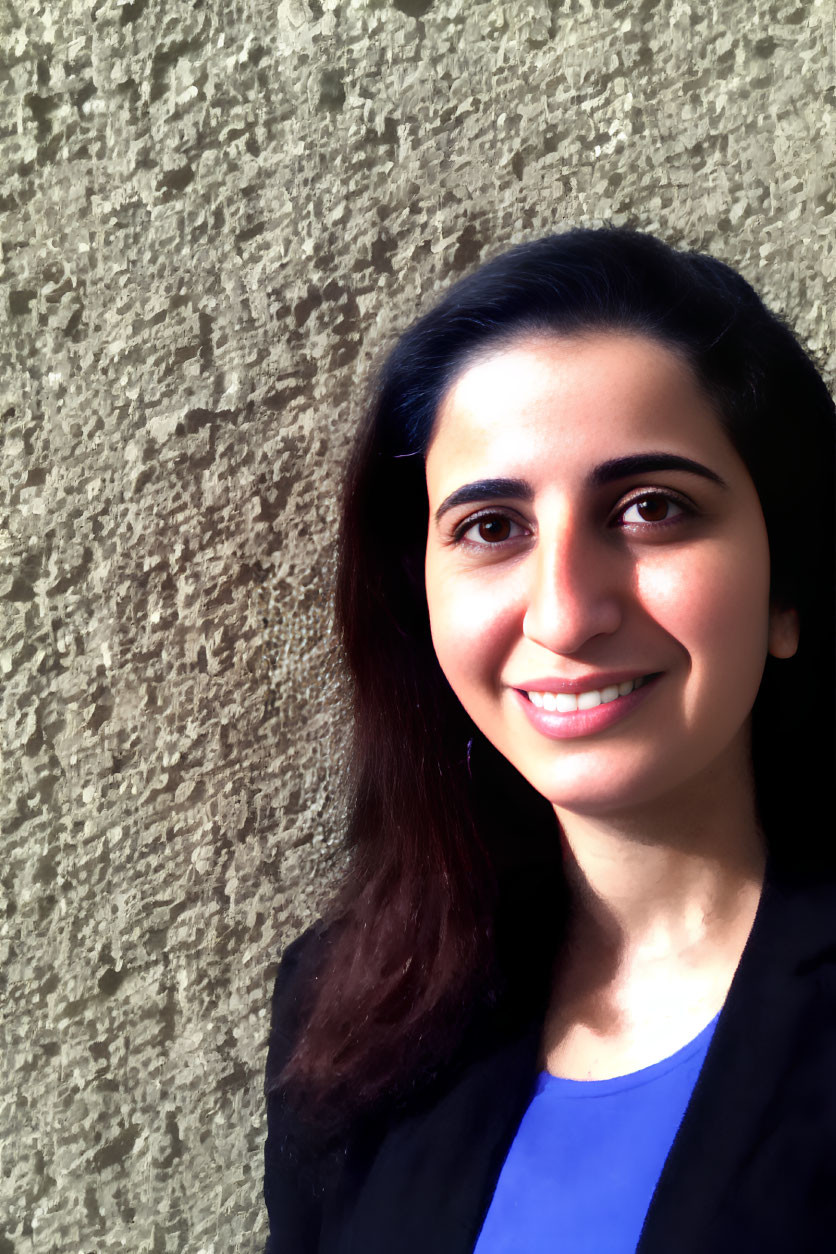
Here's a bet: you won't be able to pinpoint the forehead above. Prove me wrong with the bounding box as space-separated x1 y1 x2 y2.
426 332 729 485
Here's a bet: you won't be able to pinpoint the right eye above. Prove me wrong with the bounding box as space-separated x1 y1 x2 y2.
454 511 529 548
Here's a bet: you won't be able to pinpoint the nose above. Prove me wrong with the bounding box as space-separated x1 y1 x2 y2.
522 518 623 655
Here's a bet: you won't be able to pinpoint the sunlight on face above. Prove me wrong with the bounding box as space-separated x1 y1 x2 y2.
424 332 798 821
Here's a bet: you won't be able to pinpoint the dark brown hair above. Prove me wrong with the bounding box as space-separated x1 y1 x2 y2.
269 226 836 1136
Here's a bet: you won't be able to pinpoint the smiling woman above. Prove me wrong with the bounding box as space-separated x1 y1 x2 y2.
262 228 836 1254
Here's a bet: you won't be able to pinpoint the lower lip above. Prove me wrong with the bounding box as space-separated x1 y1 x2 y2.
512 674 664 740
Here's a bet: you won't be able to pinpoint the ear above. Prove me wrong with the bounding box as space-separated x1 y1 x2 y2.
768 603 800 660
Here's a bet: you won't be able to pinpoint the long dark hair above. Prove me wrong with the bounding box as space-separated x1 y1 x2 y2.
270 226 836 1135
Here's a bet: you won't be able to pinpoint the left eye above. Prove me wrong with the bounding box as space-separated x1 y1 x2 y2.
618 493 689 526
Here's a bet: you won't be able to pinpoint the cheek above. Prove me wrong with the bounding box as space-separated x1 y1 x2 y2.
426 572 519 697
640 535 771 701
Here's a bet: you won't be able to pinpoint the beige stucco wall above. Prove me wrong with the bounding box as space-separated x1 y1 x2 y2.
1 0 833 1249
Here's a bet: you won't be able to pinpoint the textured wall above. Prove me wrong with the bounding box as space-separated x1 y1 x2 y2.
1 0 833 1249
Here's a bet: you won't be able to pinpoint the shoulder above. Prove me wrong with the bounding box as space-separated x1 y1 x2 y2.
263 919 335 1254
266 918 332 1082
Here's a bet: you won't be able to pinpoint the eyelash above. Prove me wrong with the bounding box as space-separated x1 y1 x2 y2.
451 490 696 549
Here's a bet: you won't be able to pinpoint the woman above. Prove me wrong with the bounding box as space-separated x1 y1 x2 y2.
263 227 836 1253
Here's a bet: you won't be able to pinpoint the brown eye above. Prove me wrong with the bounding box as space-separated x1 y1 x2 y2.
456 512 527 547
635 497 670 522
619 492 691 528
477 516 512 542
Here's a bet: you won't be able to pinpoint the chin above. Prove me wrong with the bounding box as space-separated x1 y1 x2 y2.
510 755 681 817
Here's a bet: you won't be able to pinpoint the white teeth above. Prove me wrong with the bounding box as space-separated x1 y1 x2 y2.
527 676 649 711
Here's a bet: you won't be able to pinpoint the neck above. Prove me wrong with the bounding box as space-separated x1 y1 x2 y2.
553 746 767 973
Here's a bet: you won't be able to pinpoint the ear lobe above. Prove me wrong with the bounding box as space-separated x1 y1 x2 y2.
768 604 800 659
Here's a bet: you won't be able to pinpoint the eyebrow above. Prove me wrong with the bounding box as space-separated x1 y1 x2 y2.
433 453 730 526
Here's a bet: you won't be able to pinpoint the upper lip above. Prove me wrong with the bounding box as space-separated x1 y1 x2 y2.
513 670 660 695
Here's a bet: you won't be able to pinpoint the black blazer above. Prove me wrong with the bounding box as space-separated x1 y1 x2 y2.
263 862 836 1253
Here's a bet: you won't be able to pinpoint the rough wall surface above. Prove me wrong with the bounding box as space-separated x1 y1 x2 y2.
1 0 833 1249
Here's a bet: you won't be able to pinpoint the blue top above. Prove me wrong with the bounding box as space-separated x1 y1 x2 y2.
473 1012 721 1254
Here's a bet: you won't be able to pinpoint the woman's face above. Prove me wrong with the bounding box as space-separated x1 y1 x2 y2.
424 332 798 818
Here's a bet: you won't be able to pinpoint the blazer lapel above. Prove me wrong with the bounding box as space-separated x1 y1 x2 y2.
324 1021 543 1254
637 863 836 1254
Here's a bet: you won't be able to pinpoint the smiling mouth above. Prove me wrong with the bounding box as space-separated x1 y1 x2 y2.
519 673 662 712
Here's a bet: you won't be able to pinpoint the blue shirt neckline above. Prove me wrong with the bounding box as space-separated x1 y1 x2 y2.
536 1010 722 1099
